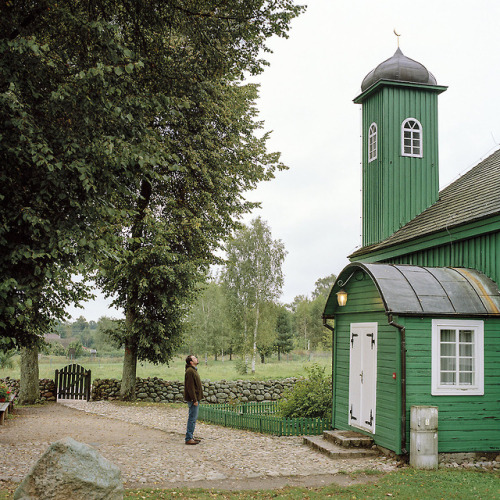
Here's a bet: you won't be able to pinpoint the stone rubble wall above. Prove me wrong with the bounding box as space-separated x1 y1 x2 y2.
91 377 298 403
1 376 297 404
1 377 56 402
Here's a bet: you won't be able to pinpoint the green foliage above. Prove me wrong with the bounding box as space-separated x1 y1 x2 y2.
48 342 66 356
311 273 337 300
278 364 332 419
222 217 287 373
68 341 84 358
289 273 337 350
0 349 16 370
185 275 232 358
274 307 294 359
1 0 305 351
235 358 249 375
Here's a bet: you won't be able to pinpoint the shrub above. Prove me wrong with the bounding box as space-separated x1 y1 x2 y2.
235 358 248 375
278 364 332 419
49 342 66 356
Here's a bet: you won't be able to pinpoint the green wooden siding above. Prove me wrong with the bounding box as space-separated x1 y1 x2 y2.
383 230 500 288
400 316 500 452
361 84 441 246
331 274 403 453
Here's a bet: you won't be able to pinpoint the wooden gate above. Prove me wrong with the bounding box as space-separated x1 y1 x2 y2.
55 364 91 401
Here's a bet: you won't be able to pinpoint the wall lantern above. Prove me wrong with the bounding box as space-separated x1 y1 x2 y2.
335 271 356 307
336 289 348 307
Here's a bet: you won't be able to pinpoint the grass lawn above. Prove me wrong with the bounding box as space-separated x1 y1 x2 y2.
124 469 500 499
0 352 331 382
1 469 498 499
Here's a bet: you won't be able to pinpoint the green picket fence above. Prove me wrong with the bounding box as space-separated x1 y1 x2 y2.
198 402 331 437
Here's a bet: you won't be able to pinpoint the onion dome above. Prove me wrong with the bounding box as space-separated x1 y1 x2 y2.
361 47 437 91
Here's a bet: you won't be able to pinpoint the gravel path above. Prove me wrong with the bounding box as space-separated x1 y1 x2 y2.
1 400 398 490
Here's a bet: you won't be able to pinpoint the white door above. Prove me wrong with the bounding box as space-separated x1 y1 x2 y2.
349 322 377 433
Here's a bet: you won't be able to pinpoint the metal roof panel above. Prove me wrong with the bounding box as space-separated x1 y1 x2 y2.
328 263 500 317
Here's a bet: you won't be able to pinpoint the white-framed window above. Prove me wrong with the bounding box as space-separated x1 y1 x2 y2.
401 118 423 157
368 123 377 162
431 319 484 396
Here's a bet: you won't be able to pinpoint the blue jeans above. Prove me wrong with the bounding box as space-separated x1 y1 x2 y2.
185 401 199 442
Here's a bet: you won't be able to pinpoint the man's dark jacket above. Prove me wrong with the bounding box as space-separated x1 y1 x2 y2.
184 365 203 402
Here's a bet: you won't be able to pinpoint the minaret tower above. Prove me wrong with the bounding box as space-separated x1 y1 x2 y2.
354 46 447 247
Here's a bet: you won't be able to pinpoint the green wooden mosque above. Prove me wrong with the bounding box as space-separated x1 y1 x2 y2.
324 47 500 455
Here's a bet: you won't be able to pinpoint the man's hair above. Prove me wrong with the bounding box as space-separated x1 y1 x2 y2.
186 355 193 365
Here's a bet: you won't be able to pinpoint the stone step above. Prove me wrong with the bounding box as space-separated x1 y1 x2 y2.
303 435 380 459
323 430 374 448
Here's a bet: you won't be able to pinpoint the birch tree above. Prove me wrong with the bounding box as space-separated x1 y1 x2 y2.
223 217 286 373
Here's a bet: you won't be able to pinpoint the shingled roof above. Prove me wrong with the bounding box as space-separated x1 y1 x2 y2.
350 147 500 259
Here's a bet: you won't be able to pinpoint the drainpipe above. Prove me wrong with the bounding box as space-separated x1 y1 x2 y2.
388 314 407 455
323 317 336 429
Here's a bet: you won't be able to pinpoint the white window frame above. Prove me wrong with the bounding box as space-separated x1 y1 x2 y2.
401 118 423 158
368 123 377 162
431 319 484 396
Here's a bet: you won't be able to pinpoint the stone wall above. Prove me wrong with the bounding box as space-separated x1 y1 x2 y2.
91 377 298 403
1 377 56 402
1 376 298 404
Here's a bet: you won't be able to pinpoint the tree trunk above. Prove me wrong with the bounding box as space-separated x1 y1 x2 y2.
260 353 265 364
277 347 281 361
120 178 150 401
19 346 39 404
251 304 259 374
121 339 137 400
120 309 138 401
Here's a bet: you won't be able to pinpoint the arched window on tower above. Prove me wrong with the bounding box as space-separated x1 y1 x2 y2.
401 118 423 157
368 123 377 162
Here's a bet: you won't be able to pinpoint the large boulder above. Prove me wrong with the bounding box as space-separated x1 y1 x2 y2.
14 437 123 500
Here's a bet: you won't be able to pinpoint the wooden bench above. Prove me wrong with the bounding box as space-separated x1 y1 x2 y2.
0 393 15 425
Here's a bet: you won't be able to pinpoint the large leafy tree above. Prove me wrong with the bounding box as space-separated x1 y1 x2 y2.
94 2 304 398
186 277 232 361
223 217 286 374
0 0 176 348
0 1 304 399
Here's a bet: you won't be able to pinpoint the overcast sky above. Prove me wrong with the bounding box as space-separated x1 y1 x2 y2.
66 0 500 321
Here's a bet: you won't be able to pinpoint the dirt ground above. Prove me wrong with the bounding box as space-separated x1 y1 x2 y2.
0 403 385 492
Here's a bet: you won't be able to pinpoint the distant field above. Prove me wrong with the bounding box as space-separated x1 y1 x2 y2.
1 352 332 382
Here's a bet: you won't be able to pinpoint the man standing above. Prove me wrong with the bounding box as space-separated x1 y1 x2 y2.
184 355 203 445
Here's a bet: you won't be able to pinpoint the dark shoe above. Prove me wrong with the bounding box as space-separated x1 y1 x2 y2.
185 439 199 445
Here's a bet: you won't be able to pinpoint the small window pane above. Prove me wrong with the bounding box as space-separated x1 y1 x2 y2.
459 372 473 385
459 358 473 371
441 357 456 371
460 330 473 342
441 372 455 385
440 329 455 342
441 343 455 356
459 344 473 356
